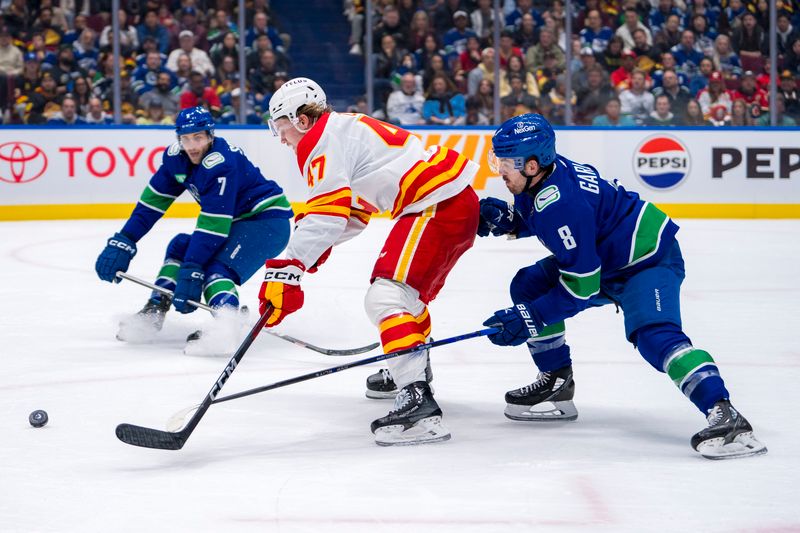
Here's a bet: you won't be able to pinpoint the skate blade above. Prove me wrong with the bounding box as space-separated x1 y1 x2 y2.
697 432 768 460
366 385 434 400
504 400 578 422
374 416 451 446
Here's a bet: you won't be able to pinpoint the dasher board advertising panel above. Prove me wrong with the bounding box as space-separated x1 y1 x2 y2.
1 126 798 219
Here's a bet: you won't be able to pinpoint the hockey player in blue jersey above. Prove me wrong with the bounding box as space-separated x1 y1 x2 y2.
95 106 293 342
479 113 766 460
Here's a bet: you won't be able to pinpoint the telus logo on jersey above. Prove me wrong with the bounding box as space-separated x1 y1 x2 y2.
632 136 691 190
0 142 48 184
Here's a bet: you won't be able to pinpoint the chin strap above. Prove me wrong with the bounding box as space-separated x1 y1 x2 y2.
523 163 555 195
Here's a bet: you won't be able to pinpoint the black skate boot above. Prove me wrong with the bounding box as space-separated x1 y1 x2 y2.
504 365 578 421
691 400 767 459
365 351 433 399
116 296 171 341
370 381 450 446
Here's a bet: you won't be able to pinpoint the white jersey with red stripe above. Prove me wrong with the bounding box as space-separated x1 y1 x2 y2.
285 112 478 269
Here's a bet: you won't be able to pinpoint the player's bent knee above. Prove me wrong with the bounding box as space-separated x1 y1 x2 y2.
165 233 192 261
633 322 691 371
364 278 425 325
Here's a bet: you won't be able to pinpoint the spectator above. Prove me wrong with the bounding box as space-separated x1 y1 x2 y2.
37 0 67 34
467 46 495 96
62 15 88 47
373 33 406 105
249 49 280 103
174 53 193 89
210 31 239 69
776 13 798 59
619 68 654 124
646 94 679 125
501 72 539 119
99 10 138 56
386 72 425 125
3 0 31 43
592 96 636 125
50 45 86 93
246 33 290 74
778 70 800 120
514 13 539 53
572 46 603 92
207 9 238 48
539 73 574 125
784 39 800 77
471 0 494 41
0 26 22 112
670 30 704 78
432 0 466 36
697 71 733 118
498 29 524 69
500 54 539 99
179 70 221 115
689 14 716 58
215 55 241 93
729 98 752 126
574 0 612 34
682 98 709 125
407 10 432 53
167 31 214 78
218 88 261 124
71 75 92 115
631 29 660 72
575 65 615 124
580 9 614 54
139 71 180 116
600 35 625 74
374 5 408 51
534 52 561 95
31 7 63 49
422 73 466 125
525 28 564 72
610 49 638 90
711 34 742 81
736 70 769 112
466 77 494 125
137 99 174 125
73 28 99 73
707 103 731 126
173 7 208 52
414 33 445 76
134 36 167 68
653 13 682 56
454 35 482 89
687 56 713 95
443 10 477 60
132 51 176 96
138 9 169 55
649 0 682 33
653 68 691 119
682 0 719 32
85 97 113 125
422 53 450 93
616 7 652 52
47 95 86 124
506 0 543 31
720 0 747 31
731 12 765 63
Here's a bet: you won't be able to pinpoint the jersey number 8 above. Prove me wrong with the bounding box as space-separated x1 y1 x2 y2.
558 225 577 250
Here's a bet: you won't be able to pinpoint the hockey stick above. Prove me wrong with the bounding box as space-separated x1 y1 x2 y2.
115 307 272 450
116 272 380 356
165 327 500 434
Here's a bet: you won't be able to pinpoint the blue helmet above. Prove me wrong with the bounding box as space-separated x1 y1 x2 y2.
491 113 556 169
175 106 215 138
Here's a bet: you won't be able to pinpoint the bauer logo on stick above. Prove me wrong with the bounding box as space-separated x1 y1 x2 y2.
632 135 691 190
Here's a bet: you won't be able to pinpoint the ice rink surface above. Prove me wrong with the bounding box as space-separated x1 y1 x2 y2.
1 217 798 532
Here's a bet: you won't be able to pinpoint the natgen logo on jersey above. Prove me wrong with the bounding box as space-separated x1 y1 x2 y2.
632 135 691 190
0 142 48 184
0 141 166 184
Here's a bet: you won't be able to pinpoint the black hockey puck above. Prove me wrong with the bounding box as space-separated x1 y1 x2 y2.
29 410 48 428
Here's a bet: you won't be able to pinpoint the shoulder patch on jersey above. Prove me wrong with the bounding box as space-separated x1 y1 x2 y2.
535 185 560 212
202 152 225 169
174 173 187 183
167 142 181 157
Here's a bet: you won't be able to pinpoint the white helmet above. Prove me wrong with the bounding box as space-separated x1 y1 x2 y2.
268 77 327 123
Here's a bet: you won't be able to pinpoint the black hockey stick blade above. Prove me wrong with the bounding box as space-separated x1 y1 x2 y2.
115 423 187 450
267 331 380 355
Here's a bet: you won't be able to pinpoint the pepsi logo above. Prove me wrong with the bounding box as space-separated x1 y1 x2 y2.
0 142 48 184
632 136 691 190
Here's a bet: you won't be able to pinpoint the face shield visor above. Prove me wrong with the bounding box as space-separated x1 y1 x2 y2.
268 115 310 137
487 149 526 175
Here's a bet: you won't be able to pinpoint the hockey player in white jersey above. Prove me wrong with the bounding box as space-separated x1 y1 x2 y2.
260 77 480 446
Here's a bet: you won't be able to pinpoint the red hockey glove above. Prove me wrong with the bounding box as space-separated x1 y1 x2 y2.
259 258 305 327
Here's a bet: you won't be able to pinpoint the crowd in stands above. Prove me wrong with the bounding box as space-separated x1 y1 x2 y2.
0 0 291 125
345 0 800 126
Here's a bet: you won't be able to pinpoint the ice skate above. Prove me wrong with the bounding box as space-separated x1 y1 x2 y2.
116 297 171 342
371 381 450 446
365 351 433 399
691 400 767 460
504 365 578 421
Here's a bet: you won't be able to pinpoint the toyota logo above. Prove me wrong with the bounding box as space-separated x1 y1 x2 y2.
0 142 48 184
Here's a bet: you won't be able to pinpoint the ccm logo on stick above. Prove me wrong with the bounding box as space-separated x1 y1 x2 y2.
713 148 800 178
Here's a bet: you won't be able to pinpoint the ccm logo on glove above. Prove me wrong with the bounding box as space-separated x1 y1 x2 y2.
108 239 136 255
